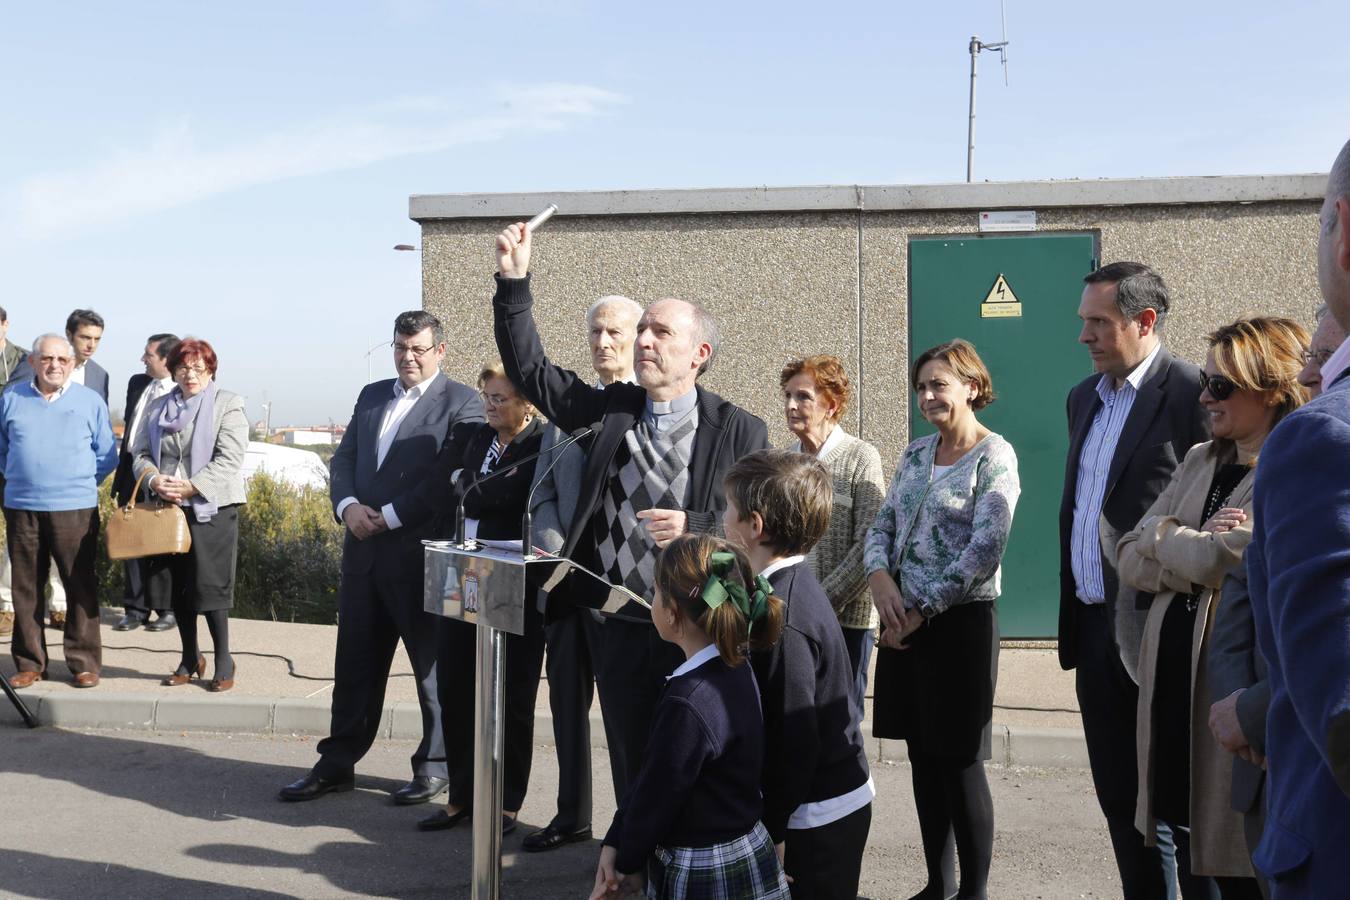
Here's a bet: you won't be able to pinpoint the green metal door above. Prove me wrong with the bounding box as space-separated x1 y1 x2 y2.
908 233 1098 638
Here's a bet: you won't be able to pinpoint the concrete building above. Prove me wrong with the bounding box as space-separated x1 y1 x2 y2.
410 174 1324 637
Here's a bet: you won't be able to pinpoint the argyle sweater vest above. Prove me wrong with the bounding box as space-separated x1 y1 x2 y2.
595 406 698 599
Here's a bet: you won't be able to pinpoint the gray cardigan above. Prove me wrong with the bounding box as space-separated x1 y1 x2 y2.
527 421 586 614
131 388 250 508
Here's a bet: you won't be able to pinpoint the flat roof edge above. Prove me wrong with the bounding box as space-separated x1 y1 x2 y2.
410 174 1326 221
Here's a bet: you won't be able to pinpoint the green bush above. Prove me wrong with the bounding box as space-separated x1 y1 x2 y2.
2 473 343 624
234 472 343 623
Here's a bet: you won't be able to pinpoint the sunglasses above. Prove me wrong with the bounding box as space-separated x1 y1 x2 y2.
1204 374 1240 401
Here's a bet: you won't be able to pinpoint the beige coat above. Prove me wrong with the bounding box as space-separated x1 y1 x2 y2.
1115 441 1256 878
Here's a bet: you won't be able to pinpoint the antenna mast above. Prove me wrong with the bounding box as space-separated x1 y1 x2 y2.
966 1 1010 183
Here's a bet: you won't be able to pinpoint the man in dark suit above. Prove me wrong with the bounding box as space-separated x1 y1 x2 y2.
1058 262 1209 899
493 222 770 806
111 333 180 632
65 309 110 404
1242 138 1350 897
279 310 484 805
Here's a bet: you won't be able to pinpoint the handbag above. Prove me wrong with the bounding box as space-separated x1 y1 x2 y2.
105 470 193 560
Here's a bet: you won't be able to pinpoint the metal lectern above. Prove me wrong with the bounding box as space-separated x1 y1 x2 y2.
424 540 645 900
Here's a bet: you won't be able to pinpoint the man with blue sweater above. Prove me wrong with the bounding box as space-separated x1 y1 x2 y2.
1 334 117 689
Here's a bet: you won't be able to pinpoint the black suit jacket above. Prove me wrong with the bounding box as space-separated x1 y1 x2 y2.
80 359 110 404
493 274 770 617
1057 346 1209 671
113 373 153 505
330 375 485 579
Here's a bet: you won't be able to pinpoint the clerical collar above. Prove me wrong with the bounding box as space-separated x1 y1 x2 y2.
646 386 697 419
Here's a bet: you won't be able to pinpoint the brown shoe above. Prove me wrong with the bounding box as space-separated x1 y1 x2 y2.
0 610 14 636
49 610 67 628
73 672 100 688
9 670 45 688
162 656 206 687
207 664 236 693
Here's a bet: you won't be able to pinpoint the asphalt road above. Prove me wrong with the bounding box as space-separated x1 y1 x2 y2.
0 726 1122 899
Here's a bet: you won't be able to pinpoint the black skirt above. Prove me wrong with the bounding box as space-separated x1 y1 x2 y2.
145 504 240 613
872 600 999 761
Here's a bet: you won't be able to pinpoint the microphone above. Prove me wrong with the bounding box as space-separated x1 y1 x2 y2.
521 422 600 559
453 422 599 548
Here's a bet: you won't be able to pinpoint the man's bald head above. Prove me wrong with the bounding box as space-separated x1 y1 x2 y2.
1319 138 1350 330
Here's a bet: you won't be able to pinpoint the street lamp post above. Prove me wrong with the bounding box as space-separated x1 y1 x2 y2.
364 340 389 385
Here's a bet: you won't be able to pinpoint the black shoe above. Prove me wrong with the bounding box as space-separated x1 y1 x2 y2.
145 612 177 632
278 771 355 802
522 823 592 852
391 775 449 805
112 614 146 632
501 814 518 837
417 807 471 832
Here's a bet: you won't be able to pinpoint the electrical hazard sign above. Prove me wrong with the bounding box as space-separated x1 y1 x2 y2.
980 273 1023 318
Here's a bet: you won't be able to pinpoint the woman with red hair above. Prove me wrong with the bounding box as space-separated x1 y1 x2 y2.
132 338 249 692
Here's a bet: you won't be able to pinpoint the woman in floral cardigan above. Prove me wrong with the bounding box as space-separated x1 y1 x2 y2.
864 339 1020 900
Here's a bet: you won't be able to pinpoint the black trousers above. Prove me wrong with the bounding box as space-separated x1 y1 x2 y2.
441 603 548 811
593 617 685 802
783 802 873 900
1075 603 1177 900
122 557 169 616
316 571 446 780
543 604 605 831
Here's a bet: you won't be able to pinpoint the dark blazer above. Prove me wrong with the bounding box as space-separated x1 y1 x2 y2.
330 374 484 577
1057 346 1208 671
493 274 770 615
1245 384 1350 892
1208 559 1270 816
451 418 544 541
751 561 871 843
112 373 153 505
80 358 110 404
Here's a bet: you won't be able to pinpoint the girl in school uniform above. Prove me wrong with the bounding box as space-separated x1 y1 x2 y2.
591 534 790 900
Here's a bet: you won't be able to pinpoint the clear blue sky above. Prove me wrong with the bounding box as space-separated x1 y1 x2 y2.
1 1 1344 425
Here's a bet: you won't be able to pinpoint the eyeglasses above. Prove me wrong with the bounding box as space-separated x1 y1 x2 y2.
479 392 515 407
174 365 209 377
39 355 73 366
1204 374 1240 401
392 342 437 358
1301 348 1335 366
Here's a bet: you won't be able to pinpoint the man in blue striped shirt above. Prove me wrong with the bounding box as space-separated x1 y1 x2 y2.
1058 262 1209 899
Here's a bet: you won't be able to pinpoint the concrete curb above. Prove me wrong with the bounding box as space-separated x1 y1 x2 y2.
20 690 1090 769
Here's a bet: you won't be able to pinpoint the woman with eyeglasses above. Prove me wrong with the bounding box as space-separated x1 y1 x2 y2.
1115 317 1308 898
131 338 249 692
419 361 548 837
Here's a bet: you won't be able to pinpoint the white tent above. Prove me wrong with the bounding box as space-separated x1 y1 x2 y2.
241 442 329 490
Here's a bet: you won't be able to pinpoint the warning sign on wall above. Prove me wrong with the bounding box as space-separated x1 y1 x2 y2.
980 274 1023 318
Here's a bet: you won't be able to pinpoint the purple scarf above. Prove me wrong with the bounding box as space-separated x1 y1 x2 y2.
149 378 220 523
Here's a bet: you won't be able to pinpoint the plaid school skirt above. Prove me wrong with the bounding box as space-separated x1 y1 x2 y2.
646 822 791 899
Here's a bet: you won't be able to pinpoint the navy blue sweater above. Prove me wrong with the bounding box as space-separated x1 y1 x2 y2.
752 561 871 842
604 650 766 874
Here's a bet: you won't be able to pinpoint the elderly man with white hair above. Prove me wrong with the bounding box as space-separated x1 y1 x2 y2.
0 334 116 688
520 292 642 852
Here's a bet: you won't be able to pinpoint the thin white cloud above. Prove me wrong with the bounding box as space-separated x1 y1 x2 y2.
13 83 624 236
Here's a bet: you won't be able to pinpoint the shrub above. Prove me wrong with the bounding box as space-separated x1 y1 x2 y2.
2 472 344 624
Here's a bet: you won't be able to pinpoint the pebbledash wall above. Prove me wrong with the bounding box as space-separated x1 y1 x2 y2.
412 175 1324 472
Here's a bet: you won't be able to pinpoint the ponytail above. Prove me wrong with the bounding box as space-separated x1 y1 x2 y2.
655 535 785 667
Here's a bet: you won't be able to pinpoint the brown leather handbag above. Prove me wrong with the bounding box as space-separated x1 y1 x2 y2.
105 470 193 560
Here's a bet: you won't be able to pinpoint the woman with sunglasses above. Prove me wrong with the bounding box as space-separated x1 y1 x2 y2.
1115 317 1308 898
